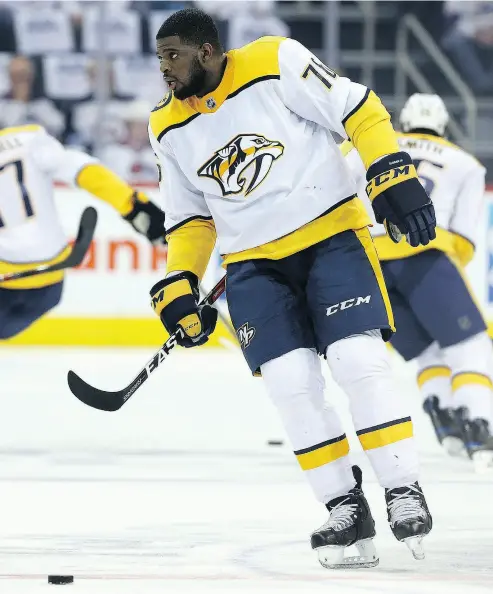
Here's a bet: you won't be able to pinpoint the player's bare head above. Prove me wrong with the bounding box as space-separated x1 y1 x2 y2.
156 8 223 100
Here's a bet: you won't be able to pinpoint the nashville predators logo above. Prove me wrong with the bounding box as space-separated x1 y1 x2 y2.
197 134 284 197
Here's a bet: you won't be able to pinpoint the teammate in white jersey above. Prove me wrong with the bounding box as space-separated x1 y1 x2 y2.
344 94 493 472
0 124 165 339
148 9 436 567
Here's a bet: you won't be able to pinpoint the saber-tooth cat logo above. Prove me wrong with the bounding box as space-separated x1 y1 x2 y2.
326 295 371 316
197 134 284 197
237 322 256 349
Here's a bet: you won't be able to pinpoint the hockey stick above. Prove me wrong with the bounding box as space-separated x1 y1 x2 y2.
67 274 227 412
0 207 98 283
199 284 238 345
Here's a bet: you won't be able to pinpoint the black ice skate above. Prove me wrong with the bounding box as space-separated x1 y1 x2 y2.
423 396 464 457
385 482 432 560
457 410 493 474
311 466 378 569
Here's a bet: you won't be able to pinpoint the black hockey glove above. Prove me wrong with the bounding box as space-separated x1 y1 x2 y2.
150 272 217 348
366 152 436 248
124 191 167 244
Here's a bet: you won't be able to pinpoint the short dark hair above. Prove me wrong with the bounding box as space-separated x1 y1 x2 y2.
156 8 222 51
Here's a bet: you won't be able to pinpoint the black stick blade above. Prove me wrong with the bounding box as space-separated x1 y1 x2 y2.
67 370 128 411
66 207 98 267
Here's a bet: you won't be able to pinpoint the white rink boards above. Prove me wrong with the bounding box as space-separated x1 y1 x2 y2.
0 347 492 593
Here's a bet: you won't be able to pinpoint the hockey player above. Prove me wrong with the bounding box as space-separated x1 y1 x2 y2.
148 8 435 567
0 124 165 339
343 94 493 472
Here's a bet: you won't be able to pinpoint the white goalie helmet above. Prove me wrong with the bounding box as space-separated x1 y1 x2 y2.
399 93 449 136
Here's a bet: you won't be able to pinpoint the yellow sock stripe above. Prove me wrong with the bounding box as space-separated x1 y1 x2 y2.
354 227 395 332
417 366 451 388
357 416 413 451
294 435 349 471
452 372 493 391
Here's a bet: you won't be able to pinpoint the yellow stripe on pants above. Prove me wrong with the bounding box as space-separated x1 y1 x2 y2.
354 227 395 333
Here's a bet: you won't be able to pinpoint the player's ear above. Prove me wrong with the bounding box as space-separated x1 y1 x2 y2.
200 43 214 63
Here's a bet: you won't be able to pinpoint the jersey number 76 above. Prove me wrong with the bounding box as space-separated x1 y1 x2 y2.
301 58 337 90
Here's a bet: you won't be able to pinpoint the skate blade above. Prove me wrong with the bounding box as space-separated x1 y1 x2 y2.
404 536 425 560
442 436 466 458
317 538 379 570
472 450 493 474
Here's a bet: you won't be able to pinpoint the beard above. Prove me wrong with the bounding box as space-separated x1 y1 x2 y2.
173 56 207 100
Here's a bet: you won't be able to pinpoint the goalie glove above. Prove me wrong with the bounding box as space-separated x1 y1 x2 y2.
366 152 436 247
124 191 166 244
150 272 218 348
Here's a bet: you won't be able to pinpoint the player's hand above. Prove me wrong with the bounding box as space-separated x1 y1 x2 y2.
366 152 436 248
150 272 217 348
124 191 167 244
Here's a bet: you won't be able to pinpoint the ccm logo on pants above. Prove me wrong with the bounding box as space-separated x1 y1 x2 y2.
326 295 371 316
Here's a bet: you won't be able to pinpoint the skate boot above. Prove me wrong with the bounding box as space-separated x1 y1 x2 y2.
423 396 464 456
457 410 493 473
311 465 378 569
385 482 432 561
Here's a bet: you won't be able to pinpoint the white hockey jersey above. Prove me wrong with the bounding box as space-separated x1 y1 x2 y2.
150 36 384 269
343 133 486 264
0 125 98 289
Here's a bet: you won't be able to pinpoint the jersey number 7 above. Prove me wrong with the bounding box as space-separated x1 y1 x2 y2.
301 58 337 90
0 160 33 229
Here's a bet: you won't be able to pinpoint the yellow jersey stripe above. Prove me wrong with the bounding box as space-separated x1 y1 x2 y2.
357 416 413 451
222 195 370 266
417 366 451 388
150 37 283 141
339 139 354 157
227 74 280 100
166 214 214 236
452 372 493 391
343 90 399 168
0 124 42 137
156 113 201 143
354 227 395 333
0 245 71 289
166 217 217 280
342 88 370 126
295 434 350 471
374 227 464 261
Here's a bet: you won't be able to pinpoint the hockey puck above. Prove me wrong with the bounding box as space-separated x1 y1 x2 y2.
267 439 284 446
48 575 74 585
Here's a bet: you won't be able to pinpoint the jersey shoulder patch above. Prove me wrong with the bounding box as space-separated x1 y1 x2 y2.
228 36 284 97
149 92 197 143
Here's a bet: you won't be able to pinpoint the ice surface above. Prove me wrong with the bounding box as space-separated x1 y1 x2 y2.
0 346 491 593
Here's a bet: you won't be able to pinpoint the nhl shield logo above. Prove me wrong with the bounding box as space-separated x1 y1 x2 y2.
237 322 256 349
197 134 284 197
206 97 216 109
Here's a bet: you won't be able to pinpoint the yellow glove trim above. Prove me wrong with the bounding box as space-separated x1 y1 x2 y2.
344 90 400 169
166 218 216 280
179 313 202 338
151 278 193 316
365 164 418 202
76 163 136 216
